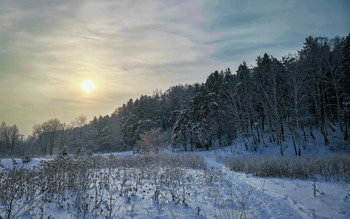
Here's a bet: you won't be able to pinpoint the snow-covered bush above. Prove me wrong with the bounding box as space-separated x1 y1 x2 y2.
0 153 260 218
0 167 43 218
213 183 258 219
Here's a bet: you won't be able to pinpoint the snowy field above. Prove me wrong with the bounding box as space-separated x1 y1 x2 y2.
1 149 350 219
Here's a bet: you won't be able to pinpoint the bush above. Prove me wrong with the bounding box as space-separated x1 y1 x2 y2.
136 129 170 154
92 153 207 170
2 153 262 219
58 146 68 159
222 155 350 182
22 154 31 164
0 167 42 218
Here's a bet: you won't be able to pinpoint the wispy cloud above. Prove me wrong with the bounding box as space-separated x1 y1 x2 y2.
0 0 222 134
197 0 350 62
0 0 349 135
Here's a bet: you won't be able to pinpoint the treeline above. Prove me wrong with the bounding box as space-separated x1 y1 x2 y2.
1 34 349 157
0 123 22 156
116 35 350 155
0 85 194 157
172 35 350 155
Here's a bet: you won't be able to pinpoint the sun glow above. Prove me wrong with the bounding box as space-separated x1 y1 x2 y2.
81 80 95 92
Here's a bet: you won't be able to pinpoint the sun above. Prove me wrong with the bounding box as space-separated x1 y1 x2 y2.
81 80 95 92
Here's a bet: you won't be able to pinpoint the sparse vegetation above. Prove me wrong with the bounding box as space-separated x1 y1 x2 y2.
222 155 350 182
1 153 256 218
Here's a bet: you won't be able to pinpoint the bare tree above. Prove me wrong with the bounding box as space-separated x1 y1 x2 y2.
253 54 287 155
0 122 9 153
284 55 307 156
75 115 87 138
33 124 46 155
33 119 64 156
59 122 67 150
8 125 19 155
0 122 22 156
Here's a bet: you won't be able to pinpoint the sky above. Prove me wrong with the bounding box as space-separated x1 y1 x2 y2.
0 0 349 136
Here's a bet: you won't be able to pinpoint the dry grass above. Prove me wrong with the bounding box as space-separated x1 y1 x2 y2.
89 153 207 170
222 155 350 182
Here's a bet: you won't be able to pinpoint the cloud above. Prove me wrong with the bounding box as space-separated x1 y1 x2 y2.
0 0 224 135
197 0 350 62
1 0 349 135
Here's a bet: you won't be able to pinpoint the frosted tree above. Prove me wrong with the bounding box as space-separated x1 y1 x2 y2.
283 55 307 155
252 54 288 154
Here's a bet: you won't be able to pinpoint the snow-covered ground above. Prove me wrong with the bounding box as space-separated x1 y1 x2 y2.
0 157 48 169
203 151 350 219
1 148 349 218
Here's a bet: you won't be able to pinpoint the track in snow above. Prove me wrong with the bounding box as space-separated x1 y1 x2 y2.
203 154 350 219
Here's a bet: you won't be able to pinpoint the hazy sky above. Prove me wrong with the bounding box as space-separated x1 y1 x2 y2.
1 0 349 136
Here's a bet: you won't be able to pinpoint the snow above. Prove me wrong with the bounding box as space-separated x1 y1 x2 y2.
1 148 349 218
0 157 48 170
207 125 348 157
205 154 350 219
